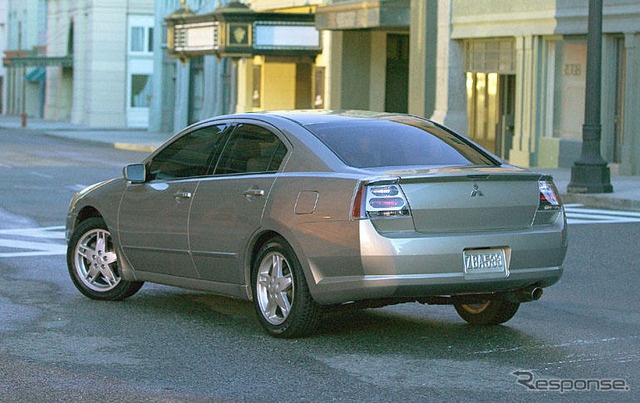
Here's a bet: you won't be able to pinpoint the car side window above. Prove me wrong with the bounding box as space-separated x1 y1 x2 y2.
214 124 287 175
148 124 227 180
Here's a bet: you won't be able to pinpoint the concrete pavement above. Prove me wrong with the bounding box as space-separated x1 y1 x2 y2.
2 115 639 211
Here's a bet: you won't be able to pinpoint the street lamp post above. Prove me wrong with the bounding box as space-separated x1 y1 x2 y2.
567 0 613 194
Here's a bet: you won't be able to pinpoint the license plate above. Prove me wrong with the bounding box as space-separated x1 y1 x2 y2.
463 248 507 277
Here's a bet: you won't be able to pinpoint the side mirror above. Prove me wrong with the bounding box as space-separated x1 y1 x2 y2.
123 164 147 184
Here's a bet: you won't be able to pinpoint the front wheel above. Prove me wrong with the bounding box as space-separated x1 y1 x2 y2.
251 238 320 338
454 299 520 325
67 217 143 300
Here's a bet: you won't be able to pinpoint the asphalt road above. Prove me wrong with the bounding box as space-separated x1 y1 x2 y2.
0 127 638 401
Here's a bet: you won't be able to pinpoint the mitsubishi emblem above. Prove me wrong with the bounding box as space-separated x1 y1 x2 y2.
470 183 484 197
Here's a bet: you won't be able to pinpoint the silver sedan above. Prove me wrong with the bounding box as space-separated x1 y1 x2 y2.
66 111 567 337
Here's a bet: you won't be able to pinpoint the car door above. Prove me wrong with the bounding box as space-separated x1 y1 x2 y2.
118 123 229 278
189 122 288 284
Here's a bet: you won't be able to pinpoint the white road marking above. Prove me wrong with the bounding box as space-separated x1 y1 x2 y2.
0 225 66 258
30 171 54 179
564 204 640 225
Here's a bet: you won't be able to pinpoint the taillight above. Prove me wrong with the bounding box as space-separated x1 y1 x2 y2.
538 179 561 211
351 180 410 219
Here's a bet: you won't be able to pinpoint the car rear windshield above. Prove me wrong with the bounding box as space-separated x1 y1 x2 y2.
305 119 497 168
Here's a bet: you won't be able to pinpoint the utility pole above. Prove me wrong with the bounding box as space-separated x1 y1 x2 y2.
567 0 613 194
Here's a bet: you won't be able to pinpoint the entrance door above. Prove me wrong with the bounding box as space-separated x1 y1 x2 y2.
385 34 409 113
496 74 516 160
466 72 515 160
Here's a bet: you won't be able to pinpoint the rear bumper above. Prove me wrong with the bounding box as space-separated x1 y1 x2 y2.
310 219 567 304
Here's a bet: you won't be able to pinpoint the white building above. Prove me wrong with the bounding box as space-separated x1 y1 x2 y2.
45 0 154 128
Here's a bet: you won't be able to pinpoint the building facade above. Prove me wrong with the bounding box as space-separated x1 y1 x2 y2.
451 0 640 175
149 0 234 134
308 0 640 175
44 0 154 127
235 0 640 175
0 1 6 113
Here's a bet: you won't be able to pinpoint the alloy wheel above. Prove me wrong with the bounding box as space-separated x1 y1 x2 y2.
73 228 121 292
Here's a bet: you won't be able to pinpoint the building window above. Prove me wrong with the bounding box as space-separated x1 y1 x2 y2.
130 25 153 53
131 27 145 52
131 74 152 108
464 38 516 74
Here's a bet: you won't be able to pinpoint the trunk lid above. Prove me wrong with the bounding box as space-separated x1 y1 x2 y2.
391 166 541 233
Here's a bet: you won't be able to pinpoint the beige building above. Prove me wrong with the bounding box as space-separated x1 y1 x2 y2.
45 0 154 127
226 0 640 175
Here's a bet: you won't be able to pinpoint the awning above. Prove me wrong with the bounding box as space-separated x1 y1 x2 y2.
3 55 73 68
25 67 46 82
315 0 410 30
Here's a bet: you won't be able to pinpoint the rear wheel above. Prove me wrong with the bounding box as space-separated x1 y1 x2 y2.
67 217 143 300
454 299 520 325
252 237 320 338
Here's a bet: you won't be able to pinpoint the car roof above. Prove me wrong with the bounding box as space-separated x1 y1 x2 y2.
257 110 428 127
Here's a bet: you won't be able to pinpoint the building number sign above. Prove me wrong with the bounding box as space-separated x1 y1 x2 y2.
563 64 582 76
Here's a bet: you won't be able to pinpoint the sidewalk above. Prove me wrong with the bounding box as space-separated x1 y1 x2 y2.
538 168 640 211
0 115 170 152
2 115 640 211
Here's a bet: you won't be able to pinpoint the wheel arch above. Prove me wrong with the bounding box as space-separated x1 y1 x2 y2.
244 229 317 302
74 206 103 231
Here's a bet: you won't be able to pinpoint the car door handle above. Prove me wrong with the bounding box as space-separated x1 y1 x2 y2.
172 191 192 200
243 189 265 197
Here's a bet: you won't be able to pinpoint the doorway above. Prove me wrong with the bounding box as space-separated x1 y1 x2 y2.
466 72 515 160
385 34 409 113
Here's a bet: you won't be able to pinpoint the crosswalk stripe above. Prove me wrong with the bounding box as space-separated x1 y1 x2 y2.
0 225 66 258
564 205 640 225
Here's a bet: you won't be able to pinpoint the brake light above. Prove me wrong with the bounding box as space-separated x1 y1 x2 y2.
351 180 410 219
538 179 561 211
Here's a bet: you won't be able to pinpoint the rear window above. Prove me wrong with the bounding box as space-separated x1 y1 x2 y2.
305 119 497 168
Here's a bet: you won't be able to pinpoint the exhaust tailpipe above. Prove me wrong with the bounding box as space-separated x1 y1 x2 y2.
516 287 543 302
531 287 543 301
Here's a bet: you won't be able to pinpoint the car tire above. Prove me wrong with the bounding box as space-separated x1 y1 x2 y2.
251 237 320 338
454 299 520 325
67 217 143 301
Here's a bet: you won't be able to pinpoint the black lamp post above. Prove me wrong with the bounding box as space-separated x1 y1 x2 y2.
567 0 613 194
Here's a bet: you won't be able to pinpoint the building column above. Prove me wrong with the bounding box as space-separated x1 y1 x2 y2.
235 57 254 113
430 0 467 135
408 0 437 119
340 31 371 110
620 33 639 175
510 35 544 167
326 30 343 110
369 31 386 112
173 61 190 131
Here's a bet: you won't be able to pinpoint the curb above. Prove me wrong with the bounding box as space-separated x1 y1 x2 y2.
114 142 158 152
561 193 640 212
